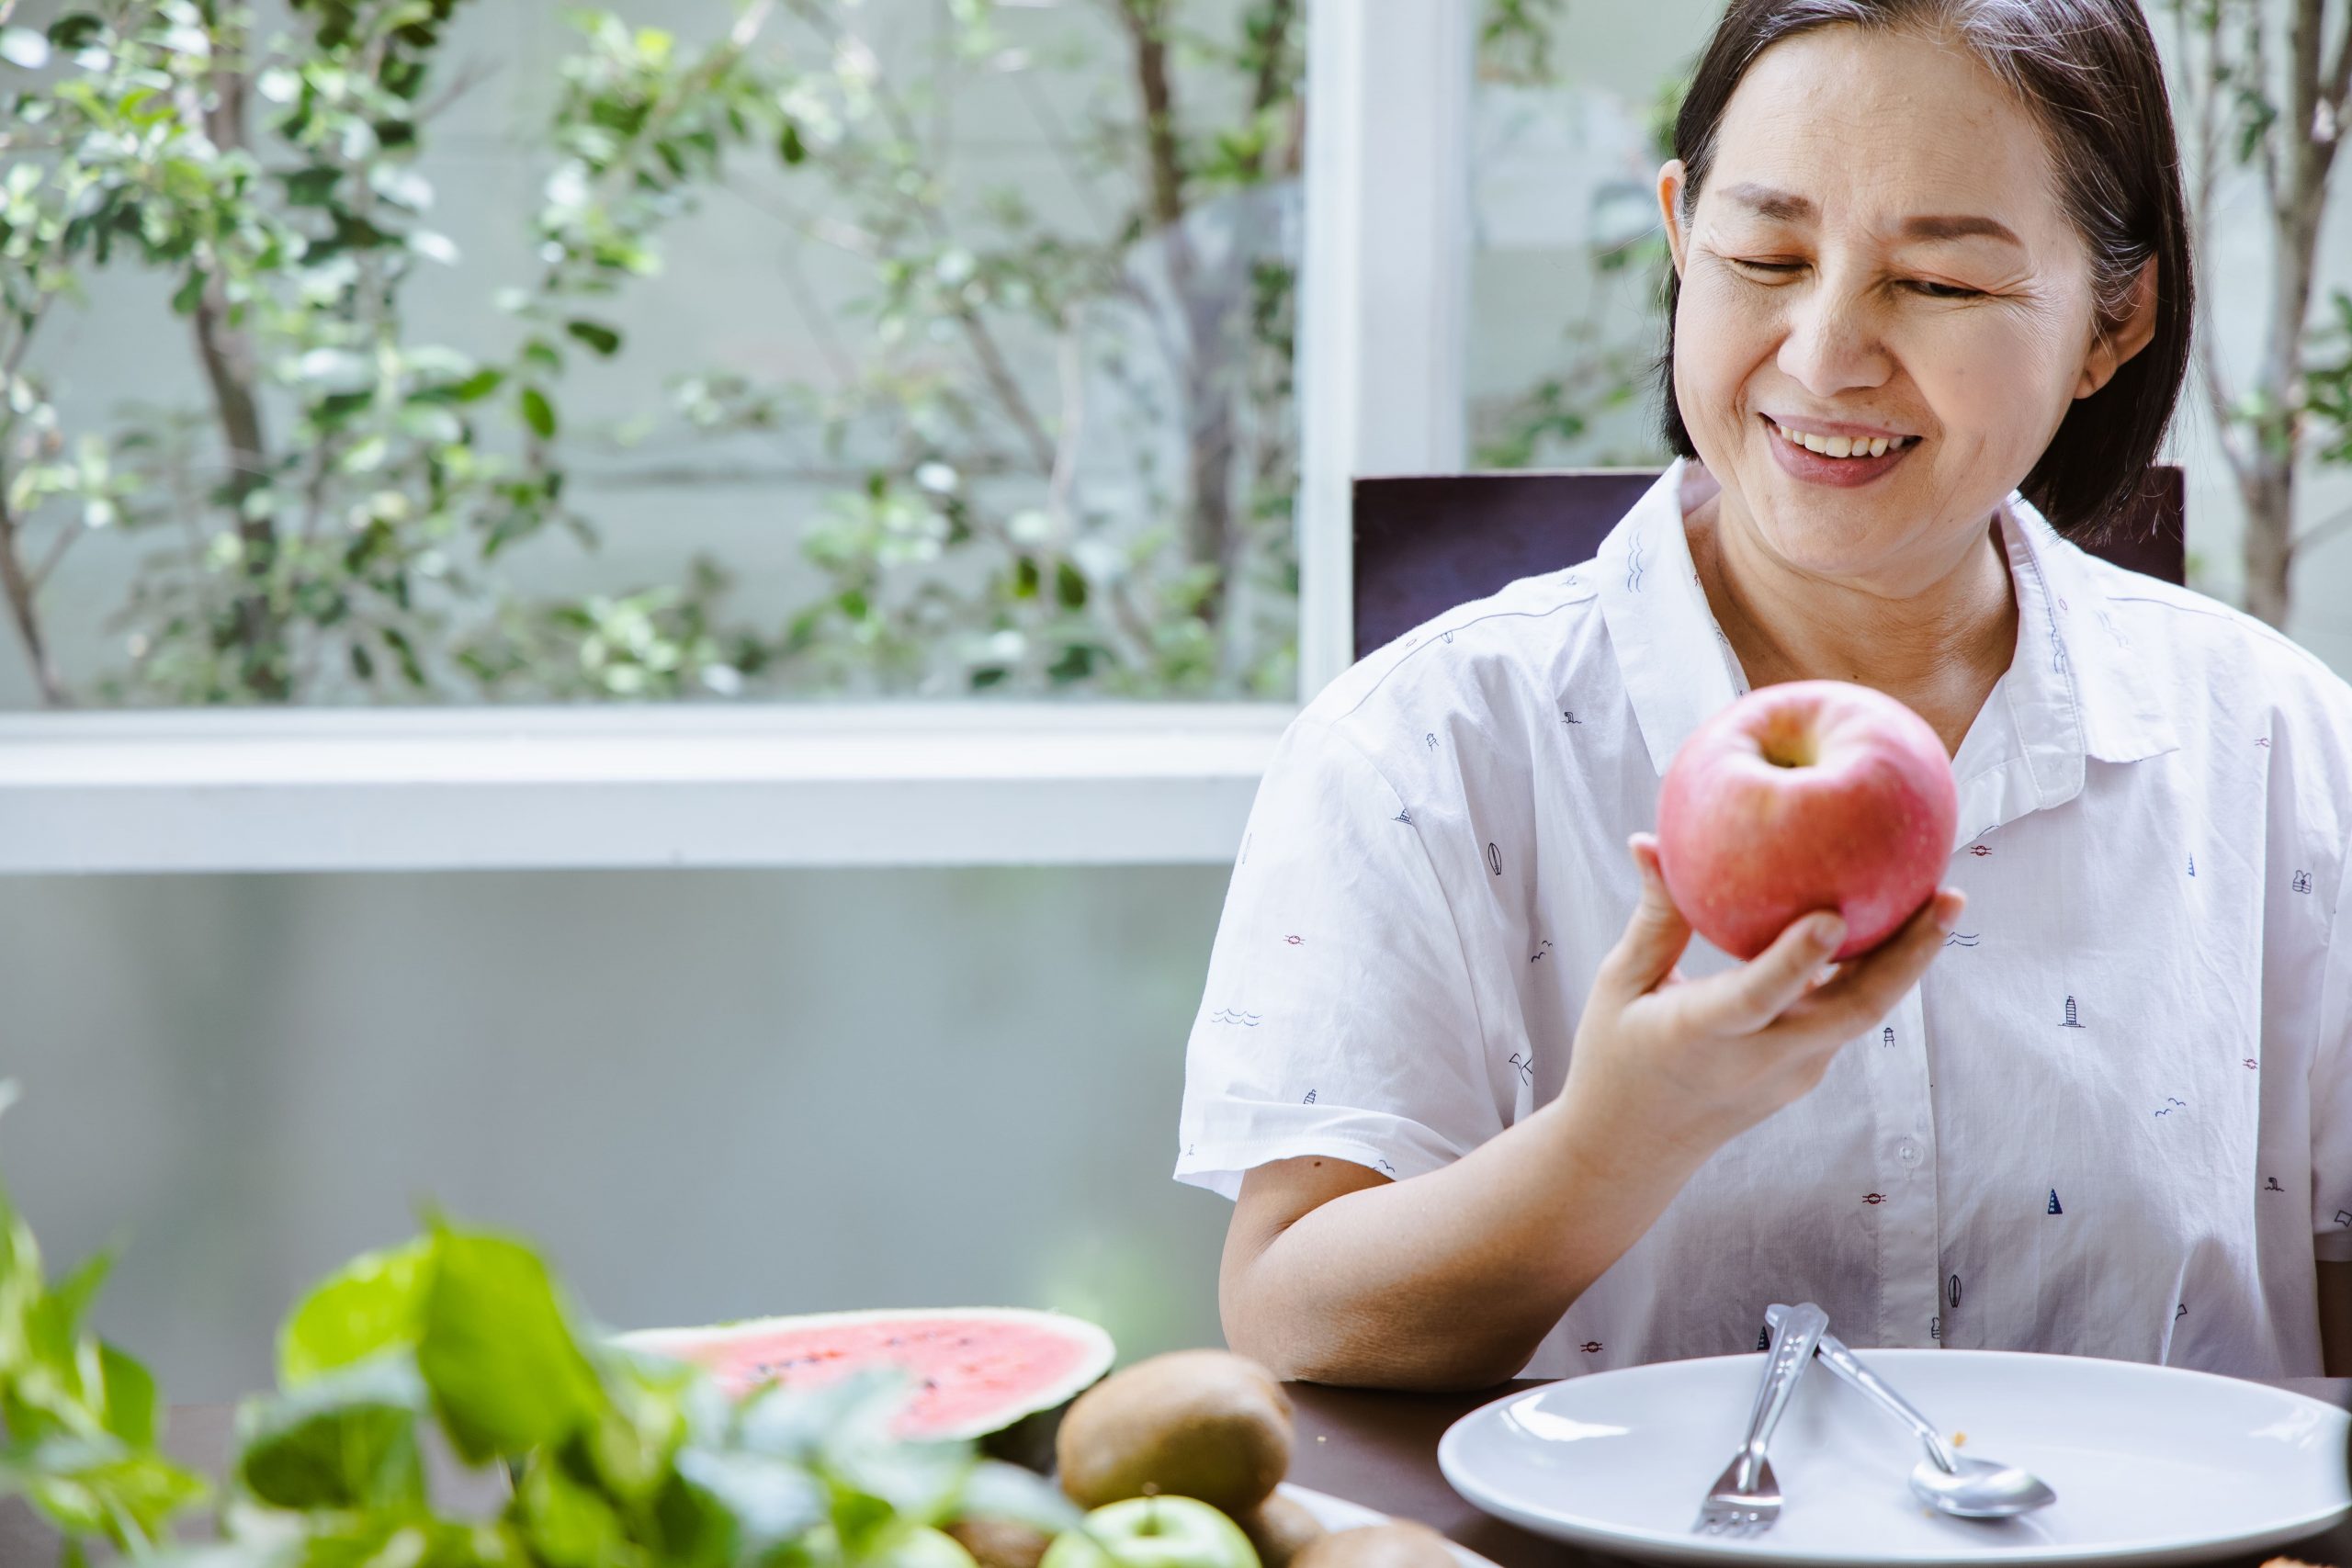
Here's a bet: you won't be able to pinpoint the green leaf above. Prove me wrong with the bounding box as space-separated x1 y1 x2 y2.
520 388 558 440
514 1456 628 1563
279 166 343 208
298 348 377 396
956 1460 1083 1535
232 1353 428 1512
564 319 621 356
277 1236 433 1387
779 122 808 164
414 1228 603 1464
673 1447 824 1553
438 368 504 404
45 14 103 51
0 27 51 68
96 1343 158 1449
380 626 426 688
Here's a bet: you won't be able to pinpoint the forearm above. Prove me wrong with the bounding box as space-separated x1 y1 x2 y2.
1220 1099 1708 1391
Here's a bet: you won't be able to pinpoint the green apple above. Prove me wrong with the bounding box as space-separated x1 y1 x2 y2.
896 1527 982 1568
1040 1497 1261 1568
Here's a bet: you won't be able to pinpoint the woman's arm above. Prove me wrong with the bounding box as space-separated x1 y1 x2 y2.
2321 1261 2352 1376
1218 835 1962 1391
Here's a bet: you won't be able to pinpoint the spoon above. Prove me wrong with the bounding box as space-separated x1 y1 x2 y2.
1764 1303 2056 1519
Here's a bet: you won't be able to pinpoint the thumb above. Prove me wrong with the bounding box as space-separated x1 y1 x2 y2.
1597 832 1692 1002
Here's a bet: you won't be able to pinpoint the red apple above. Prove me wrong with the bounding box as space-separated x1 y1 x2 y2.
1656 680 1957 962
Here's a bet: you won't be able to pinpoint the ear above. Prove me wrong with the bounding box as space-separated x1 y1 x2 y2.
2075 254 2159 399
1658 159 1690 278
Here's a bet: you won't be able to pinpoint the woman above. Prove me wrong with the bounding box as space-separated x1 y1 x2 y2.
1176 0 2352 1387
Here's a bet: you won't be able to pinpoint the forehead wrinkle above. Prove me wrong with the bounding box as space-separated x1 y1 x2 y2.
1706 32 2070 243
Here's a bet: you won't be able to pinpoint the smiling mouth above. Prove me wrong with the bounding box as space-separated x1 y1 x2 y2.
1761 415 1922 460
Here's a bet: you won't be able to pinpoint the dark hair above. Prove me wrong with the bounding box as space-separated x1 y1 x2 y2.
1656 0 2193 540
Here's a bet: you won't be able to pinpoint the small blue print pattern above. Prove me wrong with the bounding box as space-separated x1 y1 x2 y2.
2048 1190 2064 1215
2294 870 2314 894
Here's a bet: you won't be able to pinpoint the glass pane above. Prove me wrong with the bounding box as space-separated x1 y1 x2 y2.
0 0 1300 706
1466 3 1704 473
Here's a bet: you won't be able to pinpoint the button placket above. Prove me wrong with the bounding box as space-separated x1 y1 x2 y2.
1867 982 1941 1347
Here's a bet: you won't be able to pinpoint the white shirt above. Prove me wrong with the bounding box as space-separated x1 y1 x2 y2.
1176 457 2352 1379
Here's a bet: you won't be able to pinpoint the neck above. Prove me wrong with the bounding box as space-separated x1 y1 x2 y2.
1685 484 2018 756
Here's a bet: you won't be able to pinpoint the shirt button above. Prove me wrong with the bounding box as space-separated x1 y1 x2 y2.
1896 1138 1922 1167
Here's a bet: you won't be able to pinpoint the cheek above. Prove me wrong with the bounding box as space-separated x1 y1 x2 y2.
1674 273 1775 418
1906 308 2082 450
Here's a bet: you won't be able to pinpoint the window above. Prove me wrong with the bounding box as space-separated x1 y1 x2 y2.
0 0 1491 870
1 0 1303 708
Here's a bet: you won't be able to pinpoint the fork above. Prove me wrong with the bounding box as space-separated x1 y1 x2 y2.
1691 1300 1830 1539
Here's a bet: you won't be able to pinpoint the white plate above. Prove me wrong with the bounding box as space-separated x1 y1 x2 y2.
1280 1482 1501 1568
1436 1350 2351 1566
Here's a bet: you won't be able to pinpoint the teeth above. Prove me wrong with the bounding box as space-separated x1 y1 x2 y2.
1772 422 1908 459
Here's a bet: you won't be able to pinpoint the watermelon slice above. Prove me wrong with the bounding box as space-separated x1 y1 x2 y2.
614 1306 1115 1470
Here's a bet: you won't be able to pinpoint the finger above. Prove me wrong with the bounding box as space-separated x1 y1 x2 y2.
1594 833 1694 1002
1676 905 1849 1035
1770 888 1964 1043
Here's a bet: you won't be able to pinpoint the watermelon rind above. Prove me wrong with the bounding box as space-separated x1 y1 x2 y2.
610 1305 1116 1461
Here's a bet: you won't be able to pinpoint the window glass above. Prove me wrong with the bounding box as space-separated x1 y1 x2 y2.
1468 3 1701 473
0 0 1302 705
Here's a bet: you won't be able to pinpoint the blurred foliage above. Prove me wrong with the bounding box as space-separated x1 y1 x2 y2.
0 0 1657 706
1471 62 1683 471
0 0 1312 705
0 1080 1082 1566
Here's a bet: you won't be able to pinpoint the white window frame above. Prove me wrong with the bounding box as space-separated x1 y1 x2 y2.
0 0 1471 875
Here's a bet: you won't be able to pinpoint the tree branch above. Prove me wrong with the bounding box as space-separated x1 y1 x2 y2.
2292 502 2352 554
1114 0 1187 231
780 0 1059 475
2180 0 2249 489
1241 0 1298 178
0 489 68 705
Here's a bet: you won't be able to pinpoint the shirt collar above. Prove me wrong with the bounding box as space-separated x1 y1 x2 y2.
1597 457 2178 825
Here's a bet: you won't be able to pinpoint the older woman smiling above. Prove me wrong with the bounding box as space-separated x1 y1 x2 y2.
1176 0 2352 1387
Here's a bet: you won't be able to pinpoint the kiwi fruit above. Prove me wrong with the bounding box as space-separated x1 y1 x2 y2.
945 1517 1055 1568
1290 1523 1456 1568
1053 1349 1293 1514
1236 1492 1329 1568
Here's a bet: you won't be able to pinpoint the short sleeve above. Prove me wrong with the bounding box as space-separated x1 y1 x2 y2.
2314 844 2352 1260
1174 715 1507 1200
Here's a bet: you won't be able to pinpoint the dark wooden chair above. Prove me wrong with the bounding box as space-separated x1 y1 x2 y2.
1351 465 2185 659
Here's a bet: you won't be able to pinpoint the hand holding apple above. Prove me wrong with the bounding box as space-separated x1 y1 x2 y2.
1552 831 1965 1181
1656 680 1959 961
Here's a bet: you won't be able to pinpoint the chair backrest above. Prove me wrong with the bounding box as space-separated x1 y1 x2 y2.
1351 464 2185 660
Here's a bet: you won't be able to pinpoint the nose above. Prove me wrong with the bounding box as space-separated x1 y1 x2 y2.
1775 273 1892 399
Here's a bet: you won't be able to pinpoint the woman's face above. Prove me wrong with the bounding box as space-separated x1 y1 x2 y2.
1657 25 2155 592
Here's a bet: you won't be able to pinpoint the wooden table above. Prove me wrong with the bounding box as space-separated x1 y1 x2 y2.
7 1382 2351 1566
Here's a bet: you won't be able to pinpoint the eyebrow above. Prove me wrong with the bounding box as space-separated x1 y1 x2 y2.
1718 182 2025 247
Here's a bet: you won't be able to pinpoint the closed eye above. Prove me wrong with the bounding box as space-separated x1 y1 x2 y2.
1728 259 1984 299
